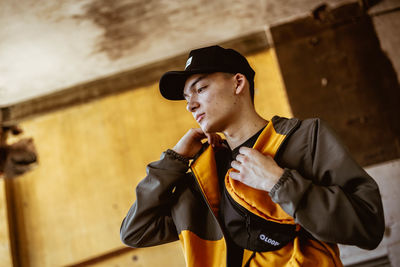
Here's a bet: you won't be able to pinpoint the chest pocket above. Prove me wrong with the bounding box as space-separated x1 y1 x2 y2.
222 188 298 252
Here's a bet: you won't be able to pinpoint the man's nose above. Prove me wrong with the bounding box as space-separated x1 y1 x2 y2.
186 97 199 112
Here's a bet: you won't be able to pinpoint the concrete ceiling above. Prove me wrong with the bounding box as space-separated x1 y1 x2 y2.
0 0 350 107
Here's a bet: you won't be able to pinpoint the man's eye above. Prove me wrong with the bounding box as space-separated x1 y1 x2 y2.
197 86 207 93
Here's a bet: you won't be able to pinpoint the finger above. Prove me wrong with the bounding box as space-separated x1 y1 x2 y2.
230 170 246 182
213 134 222 147
211 134 219 147
238 146 253 155
187 128 207 143
230 160 242 171
229 170 241 181
206 133 214 147
206 133 221 147
192 128 207 139
235 154 246 163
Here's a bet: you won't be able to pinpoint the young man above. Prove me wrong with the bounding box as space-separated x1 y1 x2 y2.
120 45 384 266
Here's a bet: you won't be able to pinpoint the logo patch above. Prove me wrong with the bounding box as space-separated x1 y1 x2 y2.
259 234 280 246
185 56 193 70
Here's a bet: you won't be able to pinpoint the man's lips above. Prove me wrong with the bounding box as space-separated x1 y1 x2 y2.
195 113 205 122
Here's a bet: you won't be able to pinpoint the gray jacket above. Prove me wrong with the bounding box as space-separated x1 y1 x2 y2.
121 116 385 254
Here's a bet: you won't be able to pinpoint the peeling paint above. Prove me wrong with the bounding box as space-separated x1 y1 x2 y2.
74 0 265 60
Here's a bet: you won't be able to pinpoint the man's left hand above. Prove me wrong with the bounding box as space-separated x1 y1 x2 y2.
230 147 284 192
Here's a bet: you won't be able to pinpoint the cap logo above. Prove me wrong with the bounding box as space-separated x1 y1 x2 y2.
185 56 193 70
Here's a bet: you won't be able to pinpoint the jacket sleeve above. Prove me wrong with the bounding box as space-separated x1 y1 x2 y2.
120 149 189 248
270 118 385 250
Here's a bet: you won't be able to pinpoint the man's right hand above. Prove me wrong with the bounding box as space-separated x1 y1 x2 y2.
173 128 222 158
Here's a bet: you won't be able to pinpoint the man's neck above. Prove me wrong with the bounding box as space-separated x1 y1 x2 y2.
223 112 268 150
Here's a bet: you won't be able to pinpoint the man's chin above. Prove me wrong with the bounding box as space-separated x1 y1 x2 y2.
200 125 211 134
201 125 218 134
199 120 223 134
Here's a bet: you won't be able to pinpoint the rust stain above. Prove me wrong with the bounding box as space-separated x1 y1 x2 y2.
76 0 157 60
73 0 264 61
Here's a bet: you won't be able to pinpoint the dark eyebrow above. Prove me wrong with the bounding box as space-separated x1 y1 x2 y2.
183 74 208 99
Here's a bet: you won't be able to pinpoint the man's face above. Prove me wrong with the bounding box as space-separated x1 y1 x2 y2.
183 72 237 133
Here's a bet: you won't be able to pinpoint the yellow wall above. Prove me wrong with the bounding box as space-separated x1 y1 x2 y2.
0 179 13 266
251 49 292 118
2 48 292 266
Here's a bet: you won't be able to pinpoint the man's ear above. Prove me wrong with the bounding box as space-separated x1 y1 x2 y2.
234 73 246 95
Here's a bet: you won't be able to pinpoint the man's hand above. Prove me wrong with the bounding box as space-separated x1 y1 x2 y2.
230 147 284 192
173 128 222 158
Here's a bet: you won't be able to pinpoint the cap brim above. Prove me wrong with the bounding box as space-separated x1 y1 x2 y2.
159 69 219 100
159 71 192 100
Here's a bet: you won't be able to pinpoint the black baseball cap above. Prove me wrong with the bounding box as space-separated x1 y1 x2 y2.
159 45 255 100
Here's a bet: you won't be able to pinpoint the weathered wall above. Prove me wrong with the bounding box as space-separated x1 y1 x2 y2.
1 0 399 266
0 0 352 106
3 48 291 266
271 2 400 167
370 0 400 82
